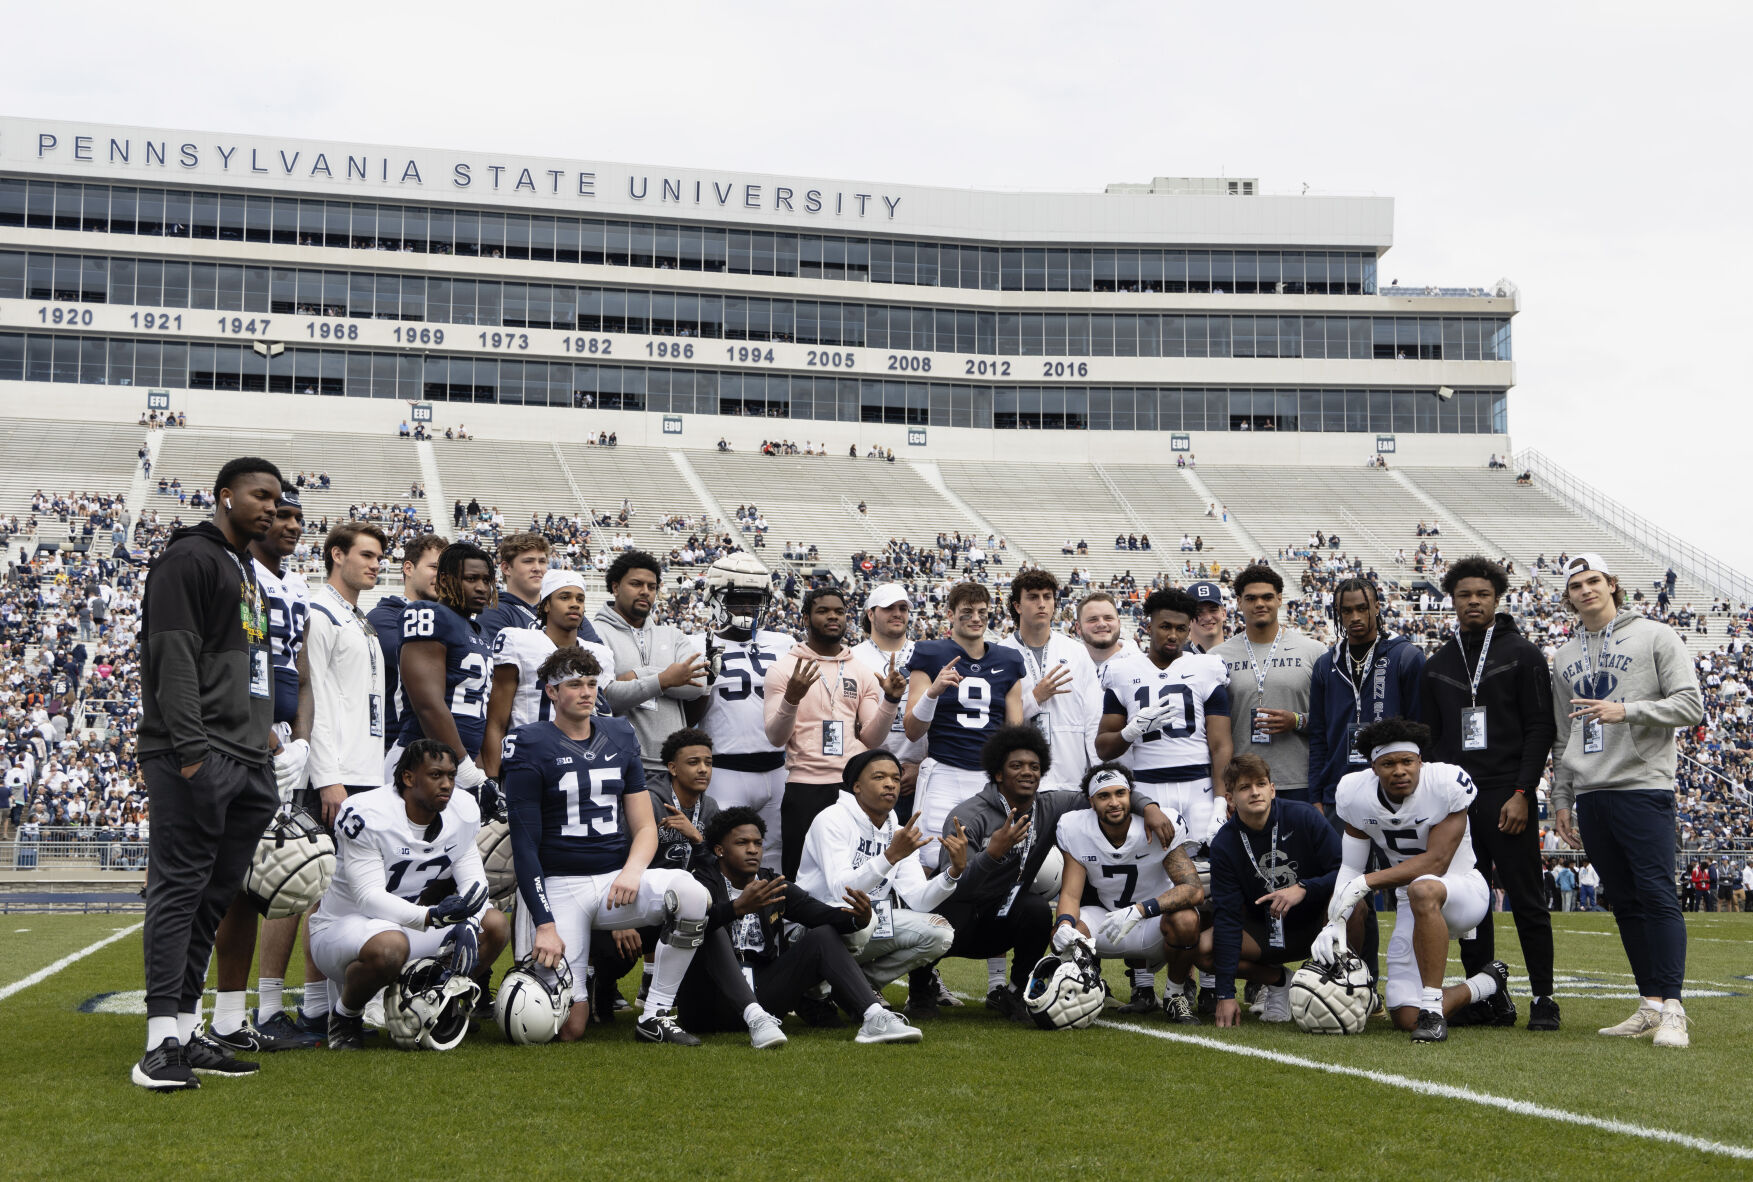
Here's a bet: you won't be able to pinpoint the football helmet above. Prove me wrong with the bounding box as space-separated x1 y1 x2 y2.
475 818 516 911
1023 939 1105 1030
385 956 482 1051
495 955 574 1045
703 552 771 635
1289 951 1374 1035
1030 845 1064 898
243 806 335 919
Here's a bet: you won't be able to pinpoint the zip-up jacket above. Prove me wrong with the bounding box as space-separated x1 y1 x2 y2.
796 790 958 912
695 864 860 968
591 603 708 762
763 643 897 784
1308 631 1424 805
1419 612 1554 793
305 583 388 788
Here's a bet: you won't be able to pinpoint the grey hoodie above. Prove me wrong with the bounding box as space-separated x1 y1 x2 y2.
591 603 707 763
1548 610 1702 813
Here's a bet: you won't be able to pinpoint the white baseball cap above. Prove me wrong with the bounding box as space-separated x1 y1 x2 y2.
865 583 909 611
1562 552 1612 582
539 569 587 601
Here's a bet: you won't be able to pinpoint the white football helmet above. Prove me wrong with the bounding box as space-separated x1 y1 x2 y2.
495 955 574 1045
243 807 335 919
703 552 771 634
475 819 515 911
1289 952 1374 1035
1030 845 1064 898
385 956 482 1051
1023 940 1105 1030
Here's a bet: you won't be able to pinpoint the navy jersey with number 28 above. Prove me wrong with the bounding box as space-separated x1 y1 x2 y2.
395 600 491 758
907 638 1026 771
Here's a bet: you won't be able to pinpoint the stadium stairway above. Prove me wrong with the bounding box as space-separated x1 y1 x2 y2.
1099 461 1252 581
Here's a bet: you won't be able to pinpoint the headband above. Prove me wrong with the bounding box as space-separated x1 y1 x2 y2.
1370 741 1420 762
546 670 598 689
1086 768 1132 794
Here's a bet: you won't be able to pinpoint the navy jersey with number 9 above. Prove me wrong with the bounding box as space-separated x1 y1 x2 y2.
907 639 1027 771
396 600 492 758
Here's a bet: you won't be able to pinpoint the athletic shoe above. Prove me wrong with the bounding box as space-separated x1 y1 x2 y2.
1117 986 1158 1015
1162 989 1201 1025
796 996 844 1028
903 995 941 1022
748 1011 787 1050
254 1010 323 1049
1483 961 1518 1027
1447 1002 1482 1027
1528 996 1562 1032
985 985 1030 1023
1259 984 1293 1023
856 1008 924 1044
1371 989 1385 1016
635 1010 702 1046
613 995 630 1011
327 1011 366 1051
1243 980 1263 1007
1653 1001 1690 1049
186 1029 261 1076
208 1018 315 1053
1411 1009 1448 1043
934 970 962 1007
1598 1006 1662 1038
293 1008 329 1040
131 1039 199 1091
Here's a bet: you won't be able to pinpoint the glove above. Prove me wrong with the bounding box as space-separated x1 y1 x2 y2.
426 882 487 929
1051 922 1092 955
1328 875 1374 925
442 924 479 977
1121 703 1173 744
453 756 487 792
273 738 309 802
479 777 507 823
1098 906 1142 945
1309 921 1348 965
1203 802 1228 845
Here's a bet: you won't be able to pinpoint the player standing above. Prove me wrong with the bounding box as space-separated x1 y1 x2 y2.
850 583 926 818
1074 591 1140 669
1185 580 1227 653
481 570 616 779
999 569 1101 795
395 543 496 806
367 533 445 756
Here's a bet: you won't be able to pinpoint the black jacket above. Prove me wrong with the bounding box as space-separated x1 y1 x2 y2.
942 783 1093 911
1419 613 1554 793
695 865 858 968
138 521 274 768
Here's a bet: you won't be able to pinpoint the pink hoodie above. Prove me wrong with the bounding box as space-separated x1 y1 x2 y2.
763 642 899 785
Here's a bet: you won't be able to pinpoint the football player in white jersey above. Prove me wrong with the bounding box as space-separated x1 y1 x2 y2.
1075 591 1140 669
309 739 511 1049
682 554 792 870
1319 718 1511 1043
481 570 616 781
1053 764 1204 976
850 583 926 813
1001 570 1101 793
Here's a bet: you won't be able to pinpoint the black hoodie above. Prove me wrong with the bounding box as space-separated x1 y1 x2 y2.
138 520 274 768
1419 611 1554 793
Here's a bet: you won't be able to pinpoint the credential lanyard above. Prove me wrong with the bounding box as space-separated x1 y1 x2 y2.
1243 630 1281 700
1242 814 1281 890
1580 617 1617 698
1334 637 1381 725
1460 623 1495 707
322 583 378 681
221 547 265 645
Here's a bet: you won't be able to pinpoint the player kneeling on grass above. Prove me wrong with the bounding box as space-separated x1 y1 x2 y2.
505 645 711 1045
308 739 510 1050
1202 754 1342 1027
1050 763 1203 997
676 807 924 1046
1316 719 1513 1043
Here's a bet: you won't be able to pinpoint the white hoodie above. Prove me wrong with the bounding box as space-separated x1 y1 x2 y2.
797 791 957 912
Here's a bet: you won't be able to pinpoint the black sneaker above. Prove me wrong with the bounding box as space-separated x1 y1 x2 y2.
1528 995 1562 1032
186 1029 261 1075
1117 985 1158 1015
293 1009 329 1040
131 1039 199 1091
1447 1001 1487 1027
1195 983 1217 1019
327 1011 366 1051
985 985 1030 1023
254 1010 323 1049
1483 961 1518 1027
636 1010 702 1046
796 996 844 1028
903 995 941 1022
208 1019 312 1053
1162 989 1201 1025
1411 1009 1448 1043
934 969 962 1007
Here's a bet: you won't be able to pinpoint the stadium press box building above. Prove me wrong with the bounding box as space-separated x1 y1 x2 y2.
0 119 1514 463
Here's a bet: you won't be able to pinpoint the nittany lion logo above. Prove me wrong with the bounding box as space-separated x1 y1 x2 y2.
1255 849 1299 890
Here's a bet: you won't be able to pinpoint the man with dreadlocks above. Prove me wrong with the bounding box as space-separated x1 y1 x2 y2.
396 542 499 812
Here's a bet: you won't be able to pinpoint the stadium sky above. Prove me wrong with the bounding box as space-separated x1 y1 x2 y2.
7 2 1748 578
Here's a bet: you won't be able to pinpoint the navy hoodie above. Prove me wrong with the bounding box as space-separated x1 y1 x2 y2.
1307 631 1424 804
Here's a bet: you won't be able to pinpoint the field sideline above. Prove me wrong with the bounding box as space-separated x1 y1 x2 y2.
3 912 1750 1180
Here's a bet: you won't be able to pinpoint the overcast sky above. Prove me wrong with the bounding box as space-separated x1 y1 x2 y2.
8 1 1749 579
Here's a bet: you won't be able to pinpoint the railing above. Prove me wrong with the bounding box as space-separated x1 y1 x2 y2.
1379 285 1510 299
1679 751 1750 807
4 831 149 871
839 497 887 546
1512 448 1753 605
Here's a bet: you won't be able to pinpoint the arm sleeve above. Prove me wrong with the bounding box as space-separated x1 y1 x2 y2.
661 629 710 702
1335 832 1371 897
1515 645 1557 791
1624 628 1705 729
340 830 429 929
504 763 555 927
1208 840 1245 1000
142 548 211 765
304 613 344 788
598 670 662 712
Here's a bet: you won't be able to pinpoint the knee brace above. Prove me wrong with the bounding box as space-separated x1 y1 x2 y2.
659 885 708 950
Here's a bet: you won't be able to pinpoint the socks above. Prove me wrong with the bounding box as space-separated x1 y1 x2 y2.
147 1016 178 1052
176 1011 198 1043
742 1002 768 1027
302 978 331 1019
212 989 247 1036
257 977 285 1022
1465 971 1498 1004
987 958 1007 990
1421 985 1443 1013
1132 966 1154 991
1641 997 1662 1012
1200 972 1215 990
637 965 654 1002
863 1001 886 1022
643 943 695 1016
334 997 359 1018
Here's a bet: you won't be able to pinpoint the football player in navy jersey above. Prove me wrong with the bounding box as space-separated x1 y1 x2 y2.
904 582 1026 871
367 533 445 756
396 543 496 808
502 645 712 1044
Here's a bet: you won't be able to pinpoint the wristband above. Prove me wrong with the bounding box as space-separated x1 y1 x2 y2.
883 691 903 704
911 694 939 722
1055 914 1078 928
1513 787 1528 796
1140 898 1162 918
1294 712 1306 732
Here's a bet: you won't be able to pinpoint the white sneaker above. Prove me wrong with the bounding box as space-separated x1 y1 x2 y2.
1260 984 1293 1023
1598 1005 1662 1038
855 1008 923 1044
748 1011 788 1050
1652 1001 1690 1049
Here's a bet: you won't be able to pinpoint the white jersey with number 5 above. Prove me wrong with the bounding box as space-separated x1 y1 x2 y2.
681 630 794 756
1057 807 1194 911
314 785 487 929
1099 651 1231 784
492 627 616 727
1334 761 1478 878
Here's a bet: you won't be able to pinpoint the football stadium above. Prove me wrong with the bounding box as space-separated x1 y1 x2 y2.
2 112 1750 1181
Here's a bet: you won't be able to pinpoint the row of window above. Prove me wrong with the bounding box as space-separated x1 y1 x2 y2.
0 177 1381 294
0 332 1505 433
0 251 1513 361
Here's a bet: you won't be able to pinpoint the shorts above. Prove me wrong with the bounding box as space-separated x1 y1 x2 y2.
1384 867 1491 1012
1134 776 1219 853
512 867 696 988
308 911 450 983
709 766 786 870
1081 904 1168 964
913 760 989 870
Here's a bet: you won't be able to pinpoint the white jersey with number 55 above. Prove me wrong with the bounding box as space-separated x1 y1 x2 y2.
682 630 794 756
1334 761 1478 878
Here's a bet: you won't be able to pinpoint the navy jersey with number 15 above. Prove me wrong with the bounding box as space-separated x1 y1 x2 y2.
395 600 491 758
907 639 1026 771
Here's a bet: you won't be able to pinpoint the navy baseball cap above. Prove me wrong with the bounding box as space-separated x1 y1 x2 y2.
1187 581 1224 606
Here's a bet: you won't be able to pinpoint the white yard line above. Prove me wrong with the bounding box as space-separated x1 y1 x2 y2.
1096 1017 1753 1162
0 923 143 1005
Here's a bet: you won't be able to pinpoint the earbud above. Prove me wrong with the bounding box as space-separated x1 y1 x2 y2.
224 497 233 510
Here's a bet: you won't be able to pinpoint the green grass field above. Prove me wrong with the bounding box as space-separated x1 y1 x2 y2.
4 911 1751 1180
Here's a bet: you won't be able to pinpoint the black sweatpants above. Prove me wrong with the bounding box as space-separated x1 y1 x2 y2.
677 925 878 1033
142 751 277 1019
933 891 1053 990
1458 786 1554 996
780 782 839 880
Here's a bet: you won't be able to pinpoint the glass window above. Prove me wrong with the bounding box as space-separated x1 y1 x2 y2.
0 178 25 227
53 183 83 232
504 214 530 261
555 218 579 264
217 193 246 241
